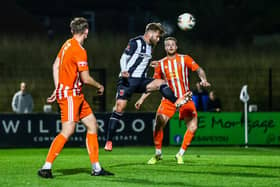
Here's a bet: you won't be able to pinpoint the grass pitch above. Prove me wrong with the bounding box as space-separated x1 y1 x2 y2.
0 146 279 187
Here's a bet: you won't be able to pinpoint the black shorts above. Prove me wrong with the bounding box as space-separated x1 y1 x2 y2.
116 77 154 100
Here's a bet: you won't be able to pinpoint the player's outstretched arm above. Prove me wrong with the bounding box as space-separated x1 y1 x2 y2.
196 67 211 87
135 92 151 110
80 70 104 95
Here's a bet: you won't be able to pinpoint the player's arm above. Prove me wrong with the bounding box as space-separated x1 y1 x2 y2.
120 54 130 78
80 70 104 95
185 55 211 88
196 67 211 87
120 40 137 78
47 57 60 103
135 92 151 110
52 57 60 89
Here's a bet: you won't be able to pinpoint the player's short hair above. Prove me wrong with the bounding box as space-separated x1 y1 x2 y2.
164 37 177 44
145 22 165 36
70 17 89 34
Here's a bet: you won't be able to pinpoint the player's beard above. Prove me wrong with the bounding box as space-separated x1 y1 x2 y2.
167 50 176 56
149 37 158 46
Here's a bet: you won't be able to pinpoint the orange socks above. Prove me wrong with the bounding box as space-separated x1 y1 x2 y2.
46 133 67 163
86 133 99 163
181 129 194 150
154 130 164 149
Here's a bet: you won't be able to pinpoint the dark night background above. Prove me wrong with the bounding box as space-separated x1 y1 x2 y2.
1 0 280 112
2 0 280 44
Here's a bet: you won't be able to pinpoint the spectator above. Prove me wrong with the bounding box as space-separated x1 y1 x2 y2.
192 82 209 111
11 82 33 113
207 90 221 112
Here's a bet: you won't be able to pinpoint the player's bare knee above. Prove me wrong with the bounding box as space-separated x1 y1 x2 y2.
61 126 75 138
156 114 167 129
190 125 197 132
147 79 165 92
115 101 125 113
188 122 198 132
146 84 153 92
87 123 98 134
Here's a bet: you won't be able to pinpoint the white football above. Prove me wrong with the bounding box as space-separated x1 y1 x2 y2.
177 13 196 31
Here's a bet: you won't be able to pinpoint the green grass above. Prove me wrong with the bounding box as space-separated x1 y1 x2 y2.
0 146 280 187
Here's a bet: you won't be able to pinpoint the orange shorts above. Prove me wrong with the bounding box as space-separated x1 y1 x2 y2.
157 99 197 120
57 95 93 123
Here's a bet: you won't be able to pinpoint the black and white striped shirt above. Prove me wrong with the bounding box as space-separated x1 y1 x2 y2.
120 36 152 78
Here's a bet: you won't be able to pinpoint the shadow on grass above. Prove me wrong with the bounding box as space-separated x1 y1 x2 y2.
215 163 280 170
147 167 279 179
108 177 211 187
110 160 280 179
56 168 90 176
110 162 147 168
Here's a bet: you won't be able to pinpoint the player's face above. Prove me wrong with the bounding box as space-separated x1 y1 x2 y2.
164 40 178 56
149 30 161 46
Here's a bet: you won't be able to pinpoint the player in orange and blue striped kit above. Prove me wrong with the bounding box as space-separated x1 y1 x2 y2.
135 37 210 164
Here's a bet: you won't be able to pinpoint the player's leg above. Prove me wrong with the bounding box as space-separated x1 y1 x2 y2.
146 79 177 102
104 99 127 151
105 77 135 151
38 96 80 178
148 99 175 164
38 121 76 178
81 112 114 176
175 101 197 164
148 114 169 164
146 79 191 108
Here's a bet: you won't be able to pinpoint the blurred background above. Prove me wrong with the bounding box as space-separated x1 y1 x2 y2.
1 0 280 113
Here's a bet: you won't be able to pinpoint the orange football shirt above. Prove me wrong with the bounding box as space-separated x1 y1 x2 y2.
56 38 89 99
154 53 199 98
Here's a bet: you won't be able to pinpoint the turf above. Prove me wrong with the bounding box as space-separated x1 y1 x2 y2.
0 146 279 187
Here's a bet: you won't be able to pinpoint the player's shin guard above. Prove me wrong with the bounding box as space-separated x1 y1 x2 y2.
86 133 99 163
154 130 164 150
46 133 67 163
181 129 194 150
159 84 177 103
106 111 123 141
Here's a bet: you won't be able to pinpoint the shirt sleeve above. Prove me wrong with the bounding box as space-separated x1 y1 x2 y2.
124 39 137 56
185 55 199 71
153 62 162 79
74 49 89 72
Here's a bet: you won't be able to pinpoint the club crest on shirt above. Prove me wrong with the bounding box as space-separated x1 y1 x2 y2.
119 89 125 96
78 61 88 67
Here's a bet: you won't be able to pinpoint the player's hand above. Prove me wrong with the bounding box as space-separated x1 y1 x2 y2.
200 80 211 87
150 61 159 68
47 90 56 103
186 90 193 100
135 99 144 110
121 71 130 78
97 85 104 95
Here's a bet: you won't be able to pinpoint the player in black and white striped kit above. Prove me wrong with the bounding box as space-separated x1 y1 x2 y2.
104 23 190 151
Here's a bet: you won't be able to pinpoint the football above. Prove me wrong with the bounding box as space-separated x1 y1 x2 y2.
177 13 196 31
